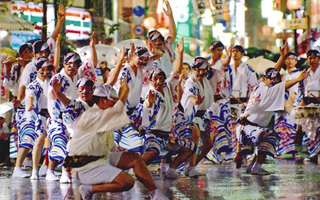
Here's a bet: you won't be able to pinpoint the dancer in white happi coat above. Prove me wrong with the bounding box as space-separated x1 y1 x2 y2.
206 41 233 164
180 56 217 176
113 46 150 153
12 37 61 178
145 1 176 76
24 58 54 180
297 50 320 163
237 66 309 175
63 82 167 200
46 52 81 182
274 52 302 158
142 1 176 99
230 45 258 160
12 3 66 109
141 38 194 179
76 32 102 86
2 43 33 159
3 43 33 98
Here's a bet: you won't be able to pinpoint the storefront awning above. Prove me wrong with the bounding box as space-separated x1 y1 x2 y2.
0 7 34 32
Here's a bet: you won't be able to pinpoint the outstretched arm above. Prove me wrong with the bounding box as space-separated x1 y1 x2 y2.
173 37 184 74
51 78 71 108
51 4 65 41
177 74 186 103
285 69 309 89
26 96 35 111
106 47 125 86
222 44 233 67
118 77 129 105
90 31 98 67
163 1 176 42
54 34 61 72
13 85 26 107
274 42 288 71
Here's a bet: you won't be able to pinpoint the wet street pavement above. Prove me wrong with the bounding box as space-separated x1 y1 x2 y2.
1 158 320 200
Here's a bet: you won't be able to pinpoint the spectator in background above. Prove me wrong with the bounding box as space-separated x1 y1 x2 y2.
0 112 10 166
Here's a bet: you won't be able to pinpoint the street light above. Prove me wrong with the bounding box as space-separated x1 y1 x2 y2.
286 0 302 55
286 0 302 10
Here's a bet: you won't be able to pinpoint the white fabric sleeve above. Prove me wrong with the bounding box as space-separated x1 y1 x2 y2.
78 101 130 133
166 72 180 103
263 81 286 111
19 64 33 88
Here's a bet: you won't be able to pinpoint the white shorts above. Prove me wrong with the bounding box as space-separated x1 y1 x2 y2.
77 152 123 185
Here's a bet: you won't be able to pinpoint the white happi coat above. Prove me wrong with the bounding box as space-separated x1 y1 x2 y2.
48 69 78 122
3 64 24 96
141 37 174 99
282 68 300 107
181 72 216 123
237 81 286 141
25 77 50 121
115 63 143 109
149 37 174 76
231 62 257 98
63 98 91 137
142 72 179 132
211 59 231 98
302 65 320 98
68 101 130 176
77 59 103 86
26 77 50 111
19 58 37 90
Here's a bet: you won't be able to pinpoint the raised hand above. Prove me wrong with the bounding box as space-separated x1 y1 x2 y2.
130 42 135 58
90 31 96 48
280 42 288 57
225 44 234 58
176 37 184 54
12 99 21 107
57 4 66 23
118 46 126 62
195 93 205 105
2 55 13 64
52 78 62 95
163 1 172 17
297 68 310 82
148 90 156 106
27 105 36 111
179 73 187 83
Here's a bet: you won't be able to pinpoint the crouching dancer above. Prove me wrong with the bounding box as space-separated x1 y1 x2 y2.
62 81 167 200
237 67 309 175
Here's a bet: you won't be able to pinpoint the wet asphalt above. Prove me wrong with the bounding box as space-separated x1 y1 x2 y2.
0 158 320 200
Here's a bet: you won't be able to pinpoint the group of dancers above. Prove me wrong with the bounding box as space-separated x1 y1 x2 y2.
1 2 320 200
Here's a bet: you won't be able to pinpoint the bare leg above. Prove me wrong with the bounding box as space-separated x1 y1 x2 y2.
32 133 46 170
142 150 158 165
117 152 157 191
170 146 192 169
251 153 269 175
48 160 57 171
15 148 30 167
188 125 200 167
256 153 266 165
246 153 257 173
92 171 135 192
195 132 214 165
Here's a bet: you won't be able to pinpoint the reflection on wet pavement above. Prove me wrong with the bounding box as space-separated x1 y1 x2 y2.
1 159 320 200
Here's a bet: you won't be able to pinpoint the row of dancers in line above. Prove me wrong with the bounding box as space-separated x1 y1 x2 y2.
1 2 319 199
